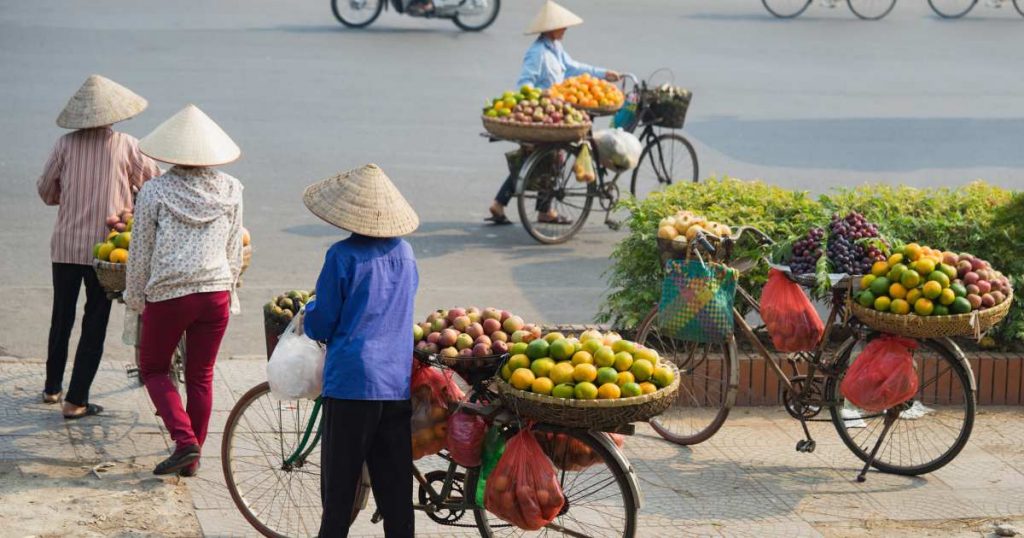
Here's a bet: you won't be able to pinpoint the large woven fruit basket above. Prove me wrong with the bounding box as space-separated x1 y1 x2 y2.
850 291 1013 339
482 116 590 144
93 260 126 293
495 362 680 430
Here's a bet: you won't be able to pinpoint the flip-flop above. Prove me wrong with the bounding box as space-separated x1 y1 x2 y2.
42 392 62 404
63 403 103 420
538 215 573 225
484 214 512 225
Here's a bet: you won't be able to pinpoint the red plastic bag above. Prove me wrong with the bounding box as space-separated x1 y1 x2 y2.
760 269 824 352
484 428 565 530
533 431 625 472
446 410 487 467
840 336 919 412
410 358 465 460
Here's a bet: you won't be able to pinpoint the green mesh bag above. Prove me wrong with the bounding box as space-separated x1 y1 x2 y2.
475 425 506 507
656 258 738 343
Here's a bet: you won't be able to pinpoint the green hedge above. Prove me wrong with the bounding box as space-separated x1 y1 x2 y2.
597 179 1024 349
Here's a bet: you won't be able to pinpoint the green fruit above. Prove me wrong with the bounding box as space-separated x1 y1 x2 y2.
950 283 968 298
525 339 550 360
552 383 575 399
932 305 950 316
510 342 529 355
620 382 642 397
887 264 908 283
596 367 619 386
857 290 876 307
939 263 958 280
950 297 972 315
530 358 555 378
548 339 574 361
868 277 891 297
927 271 950 288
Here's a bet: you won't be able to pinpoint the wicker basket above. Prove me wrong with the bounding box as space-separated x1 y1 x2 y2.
643 90 690 129
850 291 1013 339
578 103 622 117
482 115 590 143
495 362 680 430
93 260 126 293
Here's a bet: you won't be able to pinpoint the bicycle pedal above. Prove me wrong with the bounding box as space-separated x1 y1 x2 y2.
795 439 816 453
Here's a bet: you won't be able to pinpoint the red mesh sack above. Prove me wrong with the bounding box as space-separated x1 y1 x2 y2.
840 336 919 412
484 428 564 530
760 269 824 353
410 358 465 460
533 431 625 472
446 410 487 467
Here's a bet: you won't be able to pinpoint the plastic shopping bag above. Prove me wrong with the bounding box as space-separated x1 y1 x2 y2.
122 309 140 346
760 269 824 353
534 431 625 472
484 427 565 530
573 144 596 183
594 128 643 171
657 258 739 343
475 425 506 507
447 410 487 468
266 315 325 400
410 358 465 460
840 336 919 412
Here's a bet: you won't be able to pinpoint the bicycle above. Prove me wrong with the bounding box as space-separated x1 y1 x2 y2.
634 227 976 481
762 0 897 20
928 0 1024 18
105 290 186 387
489 73 699 245
222 352 642 537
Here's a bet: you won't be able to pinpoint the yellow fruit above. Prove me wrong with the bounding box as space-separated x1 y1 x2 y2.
510 368 536 390
108 248 129 264
574 382 598 400
906 288 923 305
900 271 921 289
594 347 615 367
888 253 904 266
508 354 530 371
914 298 934 316
860 274 876 290
96 242 116 261
638 382 657 395
531 377 554 395
871 261 889 277
922 281 942 300
611 339 636 354
572 363 598 383
630 359 654 382
652 367 675 388
890 299 911 315
530 358 555 378
106 230 119 242
549 362 576 385
634 347 658 366
939 288 956 306
500 364 513 381
571 351 594 366
914 258 936 276
597 383 621 399
904 243 923 262
873 296 892 312
113 232 131 249
620 382 643 397
888 283 907 300
616 371 635 387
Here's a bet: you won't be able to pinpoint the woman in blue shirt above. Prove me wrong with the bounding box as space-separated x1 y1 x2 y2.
301 164 420 538
486 0 620 226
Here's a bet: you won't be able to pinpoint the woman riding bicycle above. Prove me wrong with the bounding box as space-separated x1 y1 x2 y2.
485 0 620 226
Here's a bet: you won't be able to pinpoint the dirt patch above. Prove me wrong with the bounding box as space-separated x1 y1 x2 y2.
816 517 1024 537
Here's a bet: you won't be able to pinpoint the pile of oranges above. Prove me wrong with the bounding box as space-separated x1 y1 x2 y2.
549 74 624 110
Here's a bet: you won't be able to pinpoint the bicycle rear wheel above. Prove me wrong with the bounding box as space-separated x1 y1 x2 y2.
927 0 978 18
762 0 813 18
847 0 897 19
473 425 637 537
826 336 976 476
453 0 501 31
516 146 595 245
629 132 698 201
634 306 737 446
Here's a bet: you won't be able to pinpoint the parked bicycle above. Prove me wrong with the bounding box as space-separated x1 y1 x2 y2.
103 290 186 387
634 227 975 481
222 351 642 537
762 0 897 20
928 0 1024 18
331 0 500 31
488 73 699 245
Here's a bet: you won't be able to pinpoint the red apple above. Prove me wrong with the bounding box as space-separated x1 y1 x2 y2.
466 322 484 339
492 340 509 355
447 308 467 323
502 315 525 333
453 316 472 331
482 318 502 335
472 343 492 357
439 329 459 348
500 310 512 322
427 332 441 344
475 335 492 347
491 330 508 343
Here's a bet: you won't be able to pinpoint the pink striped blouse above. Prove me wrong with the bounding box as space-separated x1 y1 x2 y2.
37 127 161 265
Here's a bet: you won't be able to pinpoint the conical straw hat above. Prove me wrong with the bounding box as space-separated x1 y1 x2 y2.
56 75 148 129
139 104 241 166
525 0 583 34
303 164 419 238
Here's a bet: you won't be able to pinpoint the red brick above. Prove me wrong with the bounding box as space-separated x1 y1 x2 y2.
1008 358 1022 406
764 357 781 406
992 358 1008 405
978 357 994 405
751 355 766 405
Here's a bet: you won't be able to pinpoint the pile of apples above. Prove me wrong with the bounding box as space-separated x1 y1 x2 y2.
414 307 538 359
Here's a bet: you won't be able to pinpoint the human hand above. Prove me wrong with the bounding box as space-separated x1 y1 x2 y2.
604 70 621 82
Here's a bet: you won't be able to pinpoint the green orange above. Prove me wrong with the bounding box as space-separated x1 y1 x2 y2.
914 298 935 316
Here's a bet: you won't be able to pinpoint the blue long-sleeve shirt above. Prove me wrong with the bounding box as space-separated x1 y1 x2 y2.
515 36 608 90
304 234 419 400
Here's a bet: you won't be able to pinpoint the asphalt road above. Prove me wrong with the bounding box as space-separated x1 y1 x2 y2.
2 0 1022 360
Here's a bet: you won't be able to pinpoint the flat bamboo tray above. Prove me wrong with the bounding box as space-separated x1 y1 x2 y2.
850 291 1013 339
482 115 590 144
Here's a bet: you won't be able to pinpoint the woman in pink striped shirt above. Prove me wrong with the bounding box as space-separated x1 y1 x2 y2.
36 75 160 419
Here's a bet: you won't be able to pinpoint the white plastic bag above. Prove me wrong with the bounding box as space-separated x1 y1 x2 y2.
122 309 140 347
267 315 325 400
594 128 643 171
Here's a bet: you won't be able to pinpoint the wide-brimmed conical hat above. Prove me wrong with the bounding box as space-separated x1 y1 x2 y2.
303 164 419 237
525 0 583 34
56 75 148 129
139 104 241 166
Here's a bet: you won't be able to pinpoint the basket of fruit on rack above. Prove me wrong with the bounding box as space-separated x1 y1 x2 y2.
655 210 732 264
482 85 591 144
263 290 314 357
850 248 1013 339
493 330 680 431
92 211 134 293
642 84 692 129
413 307 524 386
548 74 625 116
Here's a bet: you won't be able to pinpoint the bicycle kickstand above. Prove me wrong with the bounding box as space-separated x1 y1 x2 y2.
795 418 816 454
855 409 898 482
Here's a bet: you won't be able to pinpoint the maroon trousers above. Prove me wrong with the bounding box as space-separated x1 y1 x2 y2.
139 291 230 451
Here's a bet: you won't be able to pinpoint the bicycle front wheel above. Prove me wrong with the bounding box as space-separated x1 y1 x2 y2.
222 383 334 537
762 0 813 18
453 0 501 31
826 336 976 476
473 425 637 537
847 0 897 19
331 0 384 27
635 306 737 446
1014 0 1024 17
516 146 596 245
927 0 978 18
629 132 698 200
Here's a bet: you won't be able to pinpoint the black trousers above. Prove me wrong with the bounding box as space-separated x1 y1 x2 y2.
45 263 112 406
319 398 414 538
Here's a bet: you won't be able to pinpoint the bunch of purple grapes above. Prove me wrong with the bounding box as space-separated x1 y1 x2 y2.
789 227 825 275
826 211 885 275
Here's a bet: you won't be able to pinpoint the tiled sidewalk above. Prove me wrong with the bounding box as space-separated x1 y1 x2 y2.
2 356 1023 537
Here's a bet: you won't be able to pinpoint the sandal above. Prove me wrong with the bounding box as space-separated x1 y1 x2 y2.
42 391 62 404
63 403 103 420
538 214 573 225
484 214 512 225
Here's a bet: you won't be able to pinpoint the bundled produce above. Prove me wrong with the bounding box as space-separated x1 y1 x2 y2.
643 84 692 128
548 73 624 110
498 330 675 400
92 210 134 264
782 211 885 277
787 227 825 276
840 336 919 412
446 410 487 468
410 358 465 460
573 144 596 183
656 210 732 246
484 428 565 530
760 269 825 352
857 246 1012 316
483 86 589 127
264 290 314 327
533 431 625 472
414 307 533 358
593 128 643 171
